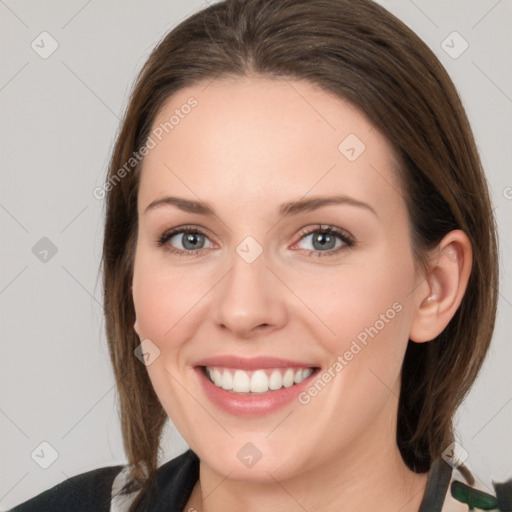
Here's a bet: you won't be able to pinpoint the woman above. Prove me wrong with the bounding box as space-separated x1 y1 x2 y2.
10 0 510 511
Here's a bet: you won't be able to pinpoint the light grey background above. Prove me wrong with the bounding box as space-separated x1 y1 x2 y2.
1 0 511 509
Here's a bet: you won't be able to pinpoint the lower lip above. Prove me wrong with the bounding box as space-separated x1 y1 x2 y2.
195 367 319 417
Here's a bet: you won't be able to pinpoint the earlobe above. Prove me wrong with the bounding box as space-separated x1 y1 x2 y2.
409 230 472 343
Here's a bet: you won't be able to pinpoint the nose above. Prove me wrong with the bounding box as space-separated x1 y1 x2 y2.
214 248 287 339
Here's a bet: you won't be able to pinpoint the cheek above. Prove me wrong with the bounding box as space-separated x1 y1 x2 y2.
295 253 416 439
131 249 198 422
132 274 167 340
314 245 416 378
132 247 181 343
131 247 218 370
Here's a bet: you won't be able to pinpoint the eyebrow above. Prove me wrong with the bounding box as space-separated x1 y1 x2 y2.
144 194 377 217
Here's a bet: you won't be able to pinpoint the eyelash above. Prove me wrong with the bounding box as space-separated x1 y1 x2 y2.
155 224 355 258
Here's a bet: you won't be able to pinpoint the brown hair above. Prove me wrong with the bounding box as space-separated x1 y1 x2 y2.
102 0 498 507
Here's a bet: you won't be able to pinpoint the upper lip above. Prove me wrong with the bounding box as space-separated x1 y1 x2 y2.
194 355 318 370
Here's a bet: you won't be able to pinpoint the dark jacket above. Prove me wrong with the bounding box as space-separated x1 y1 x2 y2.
8 450 198 512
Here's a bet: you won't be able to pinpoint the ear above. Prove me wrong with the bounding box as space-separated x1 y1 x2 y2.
409 229 472 343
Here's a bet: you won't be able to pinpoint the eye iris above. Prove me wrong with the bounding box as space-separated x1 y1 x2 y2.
313 232 335 250
182 232 204 250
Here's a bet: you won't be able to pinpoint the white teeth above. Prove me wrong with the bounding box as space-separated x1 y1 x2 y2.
269 369 283 390
250 370 268 393
211 368 222 387
302 368 313 380
233 369 250 392
221 370 233 390
283 368 295 388
205 366 315 393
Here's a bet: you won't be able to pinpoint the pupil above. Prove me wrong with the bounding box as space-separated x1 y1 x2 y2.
183 233 203 250
314 232 334 250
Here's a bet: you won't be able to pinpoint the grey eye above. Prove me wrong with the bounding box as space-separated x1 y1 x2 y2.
297 231 344 252
169 231 212 251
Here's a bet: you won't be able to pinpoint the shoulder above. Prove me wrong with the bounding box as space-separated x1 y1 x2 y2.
8 464 124 512
111 449 200 512
9 450 199 512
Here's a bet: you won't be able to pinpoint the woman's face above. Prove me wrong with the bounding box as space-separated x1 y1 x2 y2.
132 75 425 481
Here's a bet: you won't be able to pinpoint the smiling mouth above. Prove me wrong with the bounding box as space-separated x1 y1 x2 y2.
200 366 319 394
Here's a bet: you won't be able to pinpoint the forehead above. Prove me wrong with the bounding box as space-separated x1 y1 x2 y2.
138 75 403 218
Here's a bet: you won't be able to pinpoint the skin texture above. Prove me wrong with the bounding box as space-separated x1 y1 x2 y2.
132 75 472 511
